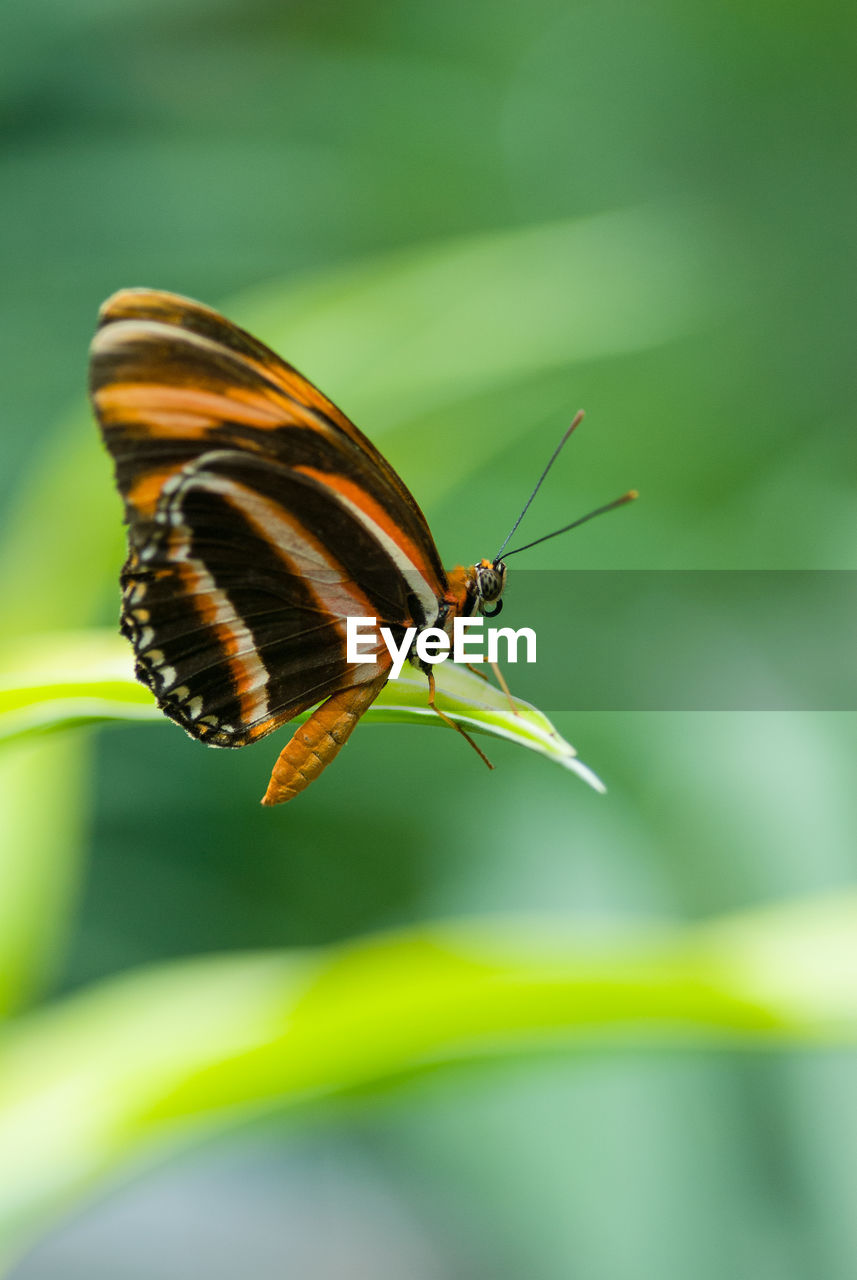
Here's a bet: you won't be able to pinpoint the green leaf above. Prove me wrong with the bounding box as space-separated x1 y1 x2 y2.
0 630 604 792
1 893 857 1266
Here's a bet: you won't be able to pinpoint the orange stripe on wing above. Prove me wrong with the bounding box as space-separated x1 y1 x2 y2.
126 465 185 519
293 465 444 601
95 382 290 433
95 374 347 441
98 290 205 327
263 366 355 434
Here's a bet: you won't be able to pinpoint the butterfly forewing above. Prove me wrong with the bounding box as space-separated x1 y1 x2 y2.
90 289 448 748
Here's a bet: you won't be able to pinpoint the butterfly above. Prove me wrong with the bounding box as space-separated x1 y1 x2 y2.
89 289 635 806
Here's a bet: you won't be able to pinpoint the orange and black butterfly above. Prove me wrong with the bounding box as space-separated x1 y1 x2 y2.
90 289 634 806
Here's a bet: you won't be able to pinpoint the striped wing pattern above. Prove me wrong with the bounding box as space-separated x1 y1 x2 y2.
90 288 448 748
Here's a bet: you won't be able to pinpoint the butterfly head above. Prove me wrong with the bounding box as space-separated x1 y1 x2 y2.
474 558 507 618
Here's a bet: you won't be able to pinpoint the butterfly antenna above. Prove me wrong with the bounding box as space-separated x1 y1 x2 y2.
493 410 586 564
502 490 638 559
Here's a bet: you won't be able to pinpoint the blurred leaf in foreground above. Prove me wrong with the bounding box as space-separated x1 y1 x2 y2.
1 892 857 1269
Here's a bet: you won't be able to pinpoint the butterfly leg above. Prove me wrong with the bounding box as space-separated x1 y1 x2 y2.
261 672 390 806
465 660 520 717
489 661 521 717
426 668 494 771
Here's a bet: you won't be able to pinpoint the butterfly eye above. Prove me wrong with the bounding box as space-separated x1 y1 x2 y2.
475 560 506 610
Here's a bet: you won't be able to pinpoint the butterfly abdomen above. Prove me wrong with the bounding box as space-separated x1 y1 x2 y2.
261 670 391 805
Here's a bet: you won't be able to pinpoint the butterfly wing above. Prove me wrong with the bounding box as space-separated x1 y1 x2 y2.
90 288 448 748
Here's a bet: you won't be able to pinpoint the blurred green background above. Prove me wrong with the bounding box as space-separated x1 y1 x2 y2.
1 0 856 1276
